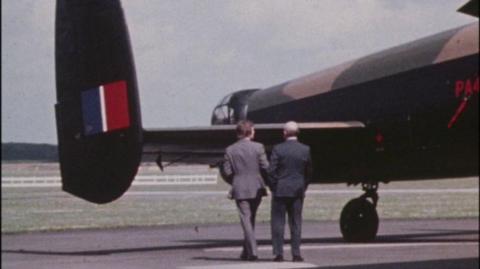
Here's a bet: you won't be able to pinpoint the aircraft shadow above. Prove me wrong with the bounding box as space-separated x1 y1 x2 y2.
186 229 479 246
189 257 479 269
2 229 477 257
307 257 478 269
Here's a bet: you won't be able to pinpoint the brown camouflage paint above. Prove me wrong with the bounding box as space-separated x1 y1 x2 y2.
434 23 479 64
248 22 479 113
282 61 356 100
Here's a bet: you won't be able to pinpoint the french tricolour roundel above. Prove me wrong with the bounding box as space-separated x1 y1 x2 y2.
81 80 130 136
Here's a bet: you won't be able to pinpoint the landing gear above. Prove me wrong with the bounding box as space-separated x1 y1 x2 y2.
340 182 379 242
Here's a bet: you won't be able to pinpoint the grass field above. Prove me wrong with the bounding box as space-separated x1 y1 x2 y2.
2 162 479 233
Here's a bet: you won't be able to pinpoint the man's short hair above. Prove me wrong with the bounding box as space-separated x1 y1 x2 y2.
284 121 299 137
236 120 254 138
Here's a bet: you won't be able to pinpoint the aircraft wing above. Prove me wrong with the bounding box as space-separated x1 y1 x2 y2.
143 121 367 167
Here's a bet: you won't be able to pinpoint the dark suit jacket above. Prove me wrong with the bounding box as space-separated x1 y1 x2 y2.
222 138 269 200
268 139 312 198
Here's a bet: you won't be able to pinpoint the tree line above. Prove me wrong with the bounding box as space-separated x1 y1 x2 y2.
2 143 58 161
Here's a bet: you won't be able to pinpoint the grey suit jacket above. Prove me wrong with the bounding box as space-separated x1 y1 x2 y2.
222 138 269 200
268 139 312 198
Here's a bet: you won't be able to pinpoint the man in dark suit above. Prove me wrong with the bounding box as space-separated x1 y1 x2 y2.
222 120 269 261
268 121 312 262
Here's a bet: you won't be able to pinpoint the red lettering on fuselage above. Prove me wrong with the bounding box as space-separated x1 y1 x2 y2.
455 81 464 97
455 76 479 97
449 75 479 128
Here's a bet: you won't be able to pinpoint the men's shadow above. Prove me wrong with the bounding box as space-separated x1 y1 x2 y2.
2 228 477 258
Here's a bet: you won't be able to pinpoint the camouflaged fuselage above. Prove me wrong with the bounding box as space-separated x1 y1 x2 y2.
245 23 478 182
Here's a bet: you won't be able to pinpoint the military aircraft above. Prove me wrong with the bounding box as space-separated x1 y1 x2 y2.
54 0 478 242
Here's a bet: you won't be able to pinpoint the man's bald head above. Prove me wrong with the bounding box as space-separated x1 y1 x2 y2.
283 121 299 138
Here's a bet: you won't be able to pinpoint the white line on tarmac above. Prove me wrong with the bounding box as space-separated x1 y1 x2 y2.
179 262 318 269
1 175 218 187
2 176 478 194
205 241 479 253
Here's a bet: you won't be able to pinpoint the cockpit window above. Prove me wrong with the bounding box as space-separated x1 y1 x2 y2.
217 94 232 107
212 105 234 124
211 89 259 125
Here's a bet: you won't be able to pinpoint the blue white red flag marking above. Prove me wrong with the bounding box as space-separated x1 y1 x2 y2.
81 80 130 136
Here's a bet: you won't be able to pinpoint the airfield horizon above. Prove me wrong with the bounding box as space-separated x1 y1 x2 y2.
1 162 479 234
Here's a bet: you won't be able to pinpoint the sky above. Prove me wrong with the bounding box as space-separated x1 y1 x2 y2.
2 0 476 144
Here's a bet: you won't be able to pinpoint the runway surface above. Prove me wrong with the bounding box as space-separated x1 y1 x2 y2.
2 218 478 269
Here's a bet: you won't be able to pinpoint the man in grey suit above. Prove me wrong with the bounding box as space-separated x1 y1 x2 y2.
222 120 269 261
268 121 312 262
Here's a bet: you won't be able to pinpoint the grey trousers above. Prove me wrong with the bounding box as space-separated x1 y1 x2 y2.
236 197 262 257
271 196 304 256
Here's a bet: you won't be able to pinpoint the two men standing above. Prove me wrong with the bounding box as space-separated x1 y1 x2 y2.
222 120 312 262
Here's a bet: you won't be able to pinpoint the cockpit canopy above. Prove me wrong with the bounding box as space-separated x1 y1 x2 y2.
211 89 259 125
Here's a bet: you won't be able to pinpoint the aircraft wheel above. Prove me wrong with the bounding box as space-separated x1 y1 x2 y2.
340 197 379 242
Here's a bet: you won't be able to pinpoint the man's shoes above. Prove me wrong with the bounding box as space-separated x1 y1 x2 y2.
273 255 284 262
292 255 304 262
240 253 258 261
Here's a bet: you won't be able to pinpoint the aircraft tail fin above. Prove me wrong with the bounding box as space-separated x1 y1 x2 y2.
55 0 143 203
458 0 479 17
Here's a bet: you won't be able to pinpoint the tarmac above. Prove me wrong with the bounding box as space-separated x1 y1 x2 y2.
2 218 478 269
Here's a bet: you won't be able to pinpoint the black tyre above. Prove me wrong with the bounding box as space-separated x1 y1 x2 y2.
340 198 379 242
